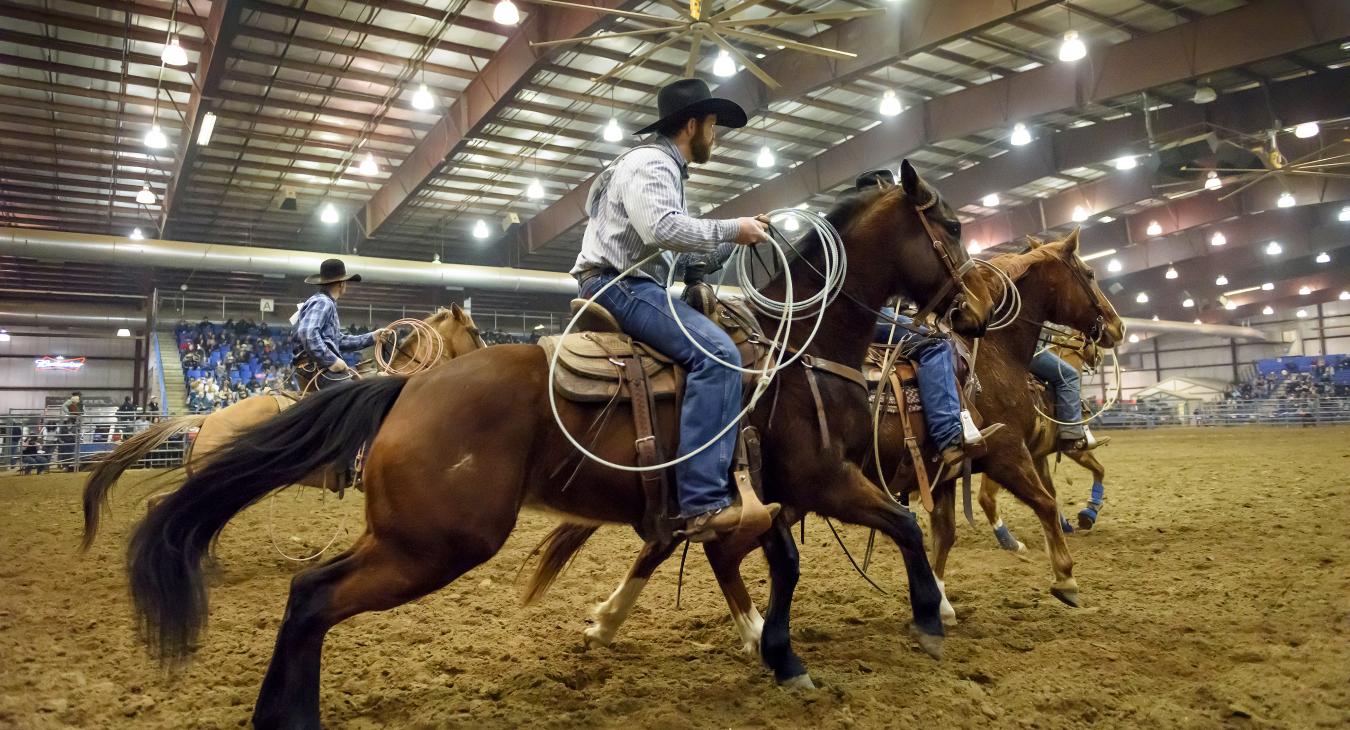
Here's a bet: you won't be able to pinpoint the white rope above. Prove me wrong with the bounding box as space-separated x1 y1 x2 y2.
375 318 446 376
973 258 1021 331
547 209 848 473
266 484 346 562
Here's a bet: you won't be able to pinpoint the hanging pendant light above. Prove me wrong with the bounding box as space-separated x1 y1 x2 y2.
1315 251 1330 264
197 111 217 146
1135 292 1149 304
359 153 379 176
756 146 775 169
602 118 623 142
136 184 156 205
1114 155 1136 171
1210 231 1226 246
1058 30 1086 62
1164 266 1178 280
161 37 188 66
412 83 435 111
1182 297 1194 308
472 219 490 239
1277 191 1295 208
1204 171 1221 191
713 50 736 77
966 239 982 254
1293 122 1319 139
1299 286 1312 296
1224 300 1238 311
1296 309 1308 318
1261 282 1274 291
144 124 167 149
1262 306 1274 316
1071 205 1088 222
1215 274 1228 286
1009 123 1031 146
526 179 545 200
493 0 520 26
1107 258 1122 273
1146 220 1162 236
879 90 902 117
981 193 1000 207
320 204 339 224
129 228 145 240
1339 291 1349 301
1265 241 1282 256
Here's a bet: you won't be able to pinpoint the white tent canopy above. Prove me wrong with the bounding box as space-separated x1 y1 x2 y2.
1133 376 1232 403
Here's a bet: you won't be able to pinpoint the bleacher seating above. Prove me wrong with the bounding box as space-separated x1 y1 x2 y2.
1228 355 1349 400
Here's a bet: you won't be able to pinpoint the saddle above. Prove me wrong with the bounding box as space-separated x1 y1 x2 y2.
538 285 773 548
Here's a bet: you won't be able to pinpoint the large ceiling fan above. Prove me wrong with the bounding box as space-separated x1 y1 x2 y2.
1150 124 1349 201
523 0 882 87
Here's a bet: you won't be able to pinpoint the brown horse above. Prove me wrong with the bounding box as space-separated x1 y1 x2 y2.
109 161 992 728
79 304 484 550
521 230 1121 655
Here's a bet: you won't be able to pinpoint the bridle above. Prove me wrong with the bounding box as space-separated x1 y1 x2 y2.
908 190 977 327
1055 254 1115 345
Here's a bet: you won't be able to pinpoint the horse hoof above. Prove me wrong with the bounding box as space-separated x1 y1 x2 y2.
1051 586 1080 608
582 627 612 650
1077 508 1098 531
780 673 816 690
909 624 944 660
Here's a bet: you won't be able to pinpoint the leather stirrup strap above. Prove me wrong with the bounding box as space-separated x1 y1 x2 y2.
803 365 831 450
962 457 976 527
723 428 773 551
889 369 933 512
621 355 672 547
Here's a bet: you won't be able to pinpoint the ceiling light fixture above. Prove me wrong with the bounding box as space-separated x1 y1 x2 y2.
756 145 775 168
1107 258 1123 273
1165 266 1178 280
129 228 144 240
144 124 167 149
472 219 490 239
1296 308 1308 318
1071 205 1088 222
1215 275 1228 286
136 185 156 205
1182 297 1194 308
1210 231 1226 247
602 118 623 142
197 111 217 146
1340 291 1350 301
1225 300 1238 311
1339 206 1350 222
713 50 736 77
1262 282 1274 291
1128 333 1140 343
1058 30 1087 62
1193 318 1203 325
1204 171 1221 191
161 37 187 66
1151 314 1160 321
1293 122 1319 138
879 90 902 117
1192 85 1217 104
432 253 441 264
320 204 339 224
1146 220 1162 236
1009 123 1032 146
1315 251 1330 264
1262 305 1274 315
1265 241 1282 256
1097 215 1115 223
526 179 545 200
1135 292 1149 304
412 83 435 111
359 153 379 176
981 193 1000 207
493 0 520 26
1113 155 1136 171
1277 191 1295 208
116 328 132 337
967 239 981 254
1299 286 1312 296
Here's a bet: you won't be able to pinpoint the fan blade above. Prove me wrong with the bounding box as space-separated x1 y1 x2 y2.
590 34 686 84
718 8 884 26
684 29 705 77
717 27 857 60
710 0 769 22
531 26 677 48
519 0 684 24
707 31 778 88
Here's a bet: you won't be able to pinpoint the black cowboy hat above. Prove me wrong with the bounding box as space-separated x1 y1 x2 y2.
635 78 748 136
304 258 362 285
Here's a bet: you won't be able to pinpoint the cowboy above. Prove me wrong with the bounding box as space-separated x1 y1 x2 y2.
1031 337 1107 451
856 170 1000 468
292 259 390 391
571 78 779 543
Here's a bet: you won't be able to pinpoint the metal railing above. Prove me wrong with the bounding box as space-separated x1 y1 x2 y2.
1 410 188 474
1094 397 1350 429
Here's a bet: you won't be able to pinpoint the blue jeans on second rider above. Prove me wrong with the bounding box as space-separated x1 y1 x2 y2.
1029 349 1084 440
874 317 963 451
579 273 740 519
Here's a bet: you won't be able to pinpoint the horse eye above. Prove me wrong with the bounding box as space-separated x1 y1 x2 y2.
1086 270 1096 280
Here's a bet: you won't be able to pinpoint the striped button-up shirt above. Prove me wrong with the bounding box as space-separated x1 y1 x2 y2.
571 135 738 284
292 292 374 368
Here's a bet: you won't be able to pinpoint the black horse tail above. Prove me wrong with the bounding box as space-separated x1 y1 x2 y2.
126 376 408 664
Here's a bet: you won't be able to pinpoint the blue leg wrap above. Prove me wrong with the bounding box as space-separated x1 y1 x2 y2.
993 523 1020 551
1090 481 1105 504
1059 513 1075 534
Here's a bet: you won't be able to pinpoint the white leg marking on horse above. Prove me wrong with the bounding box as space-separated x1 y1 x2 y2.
731 604 765 654
936 578 958 627
583 577 647 648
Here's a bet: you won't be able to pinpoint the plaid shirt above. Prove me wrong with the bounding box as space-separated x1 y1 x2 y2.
292 292 373 368
572 135 738 284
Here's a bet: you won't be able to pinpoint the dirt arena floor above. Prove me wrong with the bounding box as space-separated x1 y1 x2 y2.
2 426 1348 729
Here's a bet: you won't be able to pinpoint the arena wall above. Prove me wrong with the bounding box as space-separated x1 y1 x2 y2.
0 332 137 412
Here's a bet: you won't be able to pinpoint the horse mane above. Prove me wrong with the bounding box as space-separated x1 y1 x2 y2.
988 241 1065 282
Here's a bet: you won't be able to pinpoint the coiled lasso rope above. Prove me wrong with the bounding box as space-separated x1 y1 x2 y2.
972 258 1022 331
374 318 446 376
547 208 848 473
1030 344 1123 426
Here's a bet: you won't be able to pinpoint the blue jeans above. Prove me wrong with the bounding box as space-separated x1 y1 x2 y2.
1030 349 1083 439
579 274 740 518
874 318 963 451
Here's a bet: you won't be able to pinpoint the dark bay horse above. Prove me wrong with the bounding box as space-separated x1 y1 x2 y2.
521 230 1120 654
113 160 992 728
79 304 486 550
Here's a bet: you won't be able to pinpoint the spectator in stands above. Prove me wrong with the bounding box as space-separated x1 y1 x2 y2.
291 259 389 391
20 436 51 475
61 391 82 422
117 396 136 434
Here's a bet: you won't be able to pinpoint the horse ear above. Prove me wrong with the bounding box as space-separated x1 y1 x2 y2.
450 302 465 321
1026 235 1044 250
899 160 921 199
1062 227 1081 255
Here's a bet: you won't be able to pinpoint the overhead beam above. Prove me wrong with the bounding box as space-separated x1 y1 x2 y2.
510 0 1063 253
358 0 636 241
158 0 245 240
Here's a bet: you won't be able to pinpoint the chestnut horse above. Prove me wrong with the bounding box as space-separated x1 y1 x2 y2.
521 230 1120 655
79 304 485 549
111 161 992 728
